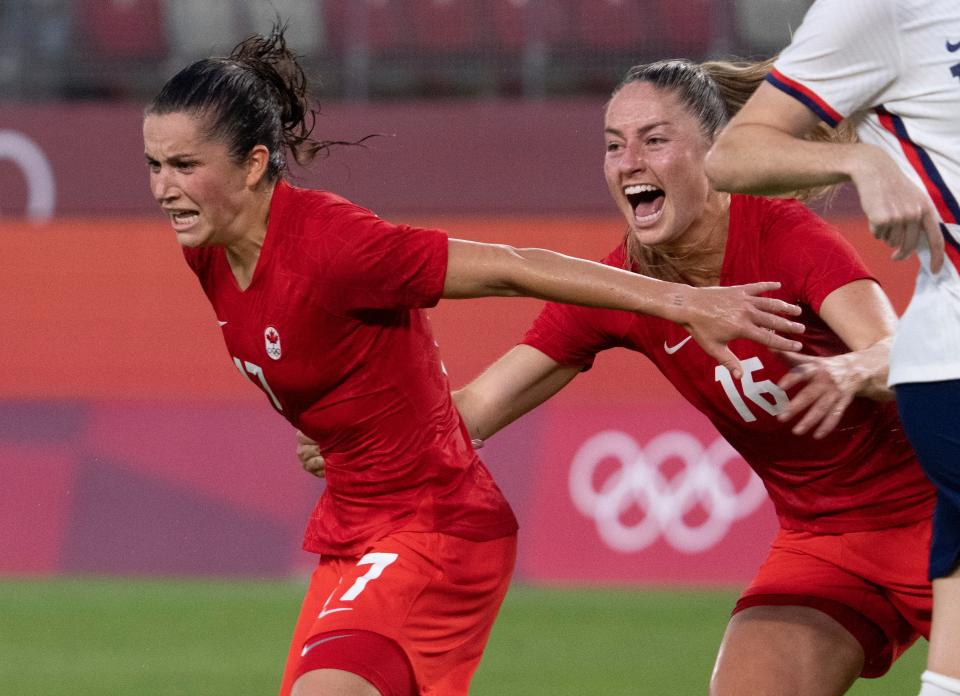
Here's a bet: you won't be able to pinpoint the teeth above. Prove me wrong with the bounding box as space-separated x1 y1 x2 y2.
624 184 660 195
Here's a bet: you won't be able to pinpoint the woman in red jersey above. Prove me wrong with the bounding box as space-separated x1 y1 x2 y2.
296 58 936 696
143 28 803 696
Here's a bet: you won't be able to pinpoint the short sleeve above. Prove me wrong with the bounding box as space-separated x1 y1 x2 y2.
762 200 875 312
771 0 900 126
317 203 449 313
522 301 627 370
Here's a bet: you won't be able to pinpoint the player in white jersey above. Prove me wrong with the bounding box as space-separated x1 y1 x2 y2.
705 1 960 694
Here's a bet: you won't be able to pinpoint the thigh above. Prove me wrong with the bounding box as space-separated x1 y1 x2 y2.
735 527 922 679
406 533 517 695
711 604 863 696
280 532 516 696
896 380 960 579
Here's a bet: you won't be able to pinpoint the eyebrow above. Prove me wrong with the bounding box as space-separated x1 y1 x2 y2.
144 152 199 163
604 120 670 137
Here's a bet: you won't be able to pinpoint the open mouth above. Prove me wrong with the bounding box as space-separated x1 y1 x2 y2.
624 184 665 224
168 209 200 230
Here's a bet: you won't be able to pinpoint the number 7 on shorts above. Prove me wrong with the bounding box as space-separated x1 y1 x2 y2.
341 552 399 601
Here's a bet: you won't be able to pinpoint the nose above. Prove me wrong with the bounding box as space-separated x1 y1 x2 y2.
619 141 646 174
151 168 176 204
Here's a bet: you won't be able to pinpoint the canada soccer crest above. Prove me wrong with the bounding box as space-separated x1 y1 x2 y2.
264 326 282 360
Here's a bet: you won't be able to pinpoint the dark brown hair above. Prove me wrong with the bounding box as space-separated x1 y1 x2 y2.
146 24 357 180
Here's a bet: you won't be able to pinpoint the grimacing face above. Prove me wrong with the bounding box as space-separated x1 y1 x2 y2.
603 81 719 253
143 112 252 248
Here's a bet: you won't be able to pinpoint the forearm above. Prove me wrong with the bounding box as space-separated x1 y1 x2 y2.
452 346 579 441
444 240 690 322
706 122 862 196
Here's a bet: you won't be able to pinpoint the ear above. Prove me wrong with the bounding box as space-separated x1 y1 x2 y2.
245 144 271 188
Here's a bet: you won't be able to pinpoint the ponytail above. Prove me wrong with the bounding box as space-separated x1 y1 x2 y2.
148 23 364 180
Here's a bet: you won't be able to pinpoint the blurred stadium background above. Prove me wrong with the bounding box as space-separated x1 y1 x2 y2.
0 0 927 693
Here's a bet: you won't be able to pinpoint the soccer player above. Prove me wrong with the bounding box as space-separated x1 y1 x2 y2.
706 2 960 693
143 27 804 696
293 58 937 695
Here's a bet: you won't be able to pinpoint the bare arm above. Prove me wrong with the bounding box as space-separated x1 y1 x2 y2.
706 82 944 272
443 238 804 380
453 345 580 442
296 345 578 477
775 279 897 438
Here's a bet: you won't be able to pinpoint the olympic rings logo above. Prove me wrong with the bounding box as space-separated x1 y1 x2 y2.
569 430 767 554
0 130 56 221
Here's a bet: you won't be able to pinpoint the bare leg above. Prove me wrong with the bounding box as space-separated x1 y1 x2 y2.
292 669 382 696
711 605 864 696
928 574 960 679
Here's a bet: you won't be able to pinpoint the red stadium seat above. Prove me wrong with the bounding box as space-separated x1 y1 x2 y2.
323 0 412 55
572 0 654 52
76 0 166 59
659 0 714 56
409 0 482 52
490 0 571 52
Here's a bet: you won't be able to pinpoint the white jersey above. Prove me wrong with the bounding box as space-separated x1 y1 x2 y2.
771 0 960 385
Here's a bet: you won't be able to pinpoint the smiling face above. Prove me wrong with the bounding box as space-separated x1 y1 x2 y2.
604 81 723 253
143 111 254 248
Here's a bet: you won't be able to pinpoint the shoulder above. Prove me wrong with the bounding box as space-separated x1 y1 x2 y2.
181 244 215 276
732 194 834 240
281 184 376 228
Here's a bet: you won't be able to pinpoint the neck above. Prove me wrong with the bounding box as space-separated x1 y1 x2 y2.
224 180 276 289
660 192 730 286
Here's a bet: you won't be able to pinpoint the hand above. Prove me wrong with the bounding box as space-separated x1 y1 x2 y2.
681 282 804 380
852 146 944 274
296 430 326 478
775 351 865 439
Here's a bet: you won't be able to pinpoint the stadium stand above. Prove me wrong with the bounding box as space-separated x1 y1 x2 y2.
1 0 815 100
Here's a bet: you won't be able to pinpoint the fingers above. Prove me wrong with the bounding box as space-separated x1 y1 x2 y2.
812 395 853 439
713 347 743 380
927 217 945 274
741 281 783 295
748 325 803 353
775 356 812 393
871 204 944 272
749 294 803 317
295 429 326 477
303 454 326 477
747 299 805 345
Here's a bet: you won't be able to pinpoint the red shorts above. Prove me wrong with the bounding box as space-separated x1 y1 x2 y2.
279 531 517 696
735 518 932 678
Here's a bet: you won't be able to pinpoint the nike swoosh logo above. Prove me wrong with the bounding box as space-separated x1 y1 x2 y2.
663 335 692 354
301 632 355 657
316 606 353 619
314 585 352 622
217 320 228 327
948 39 960 52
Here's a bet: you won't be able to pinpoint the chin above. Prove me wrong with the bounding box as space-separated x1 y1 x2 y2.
174 229 209 248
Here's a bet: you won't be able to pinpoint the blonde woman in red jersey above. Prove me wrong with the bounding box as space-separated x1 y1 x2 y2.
143 27 805 696
296 59 937 695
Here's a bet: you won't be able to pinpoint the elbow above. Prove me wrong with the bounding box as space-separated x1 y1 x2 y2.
703 140 738 193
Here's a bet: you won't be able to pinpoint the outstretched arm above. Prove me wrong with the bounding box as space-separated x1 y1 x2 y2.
706 82 944 272
296 345 579 478
443 238 804 380
453 345 579 443
775 279 896 438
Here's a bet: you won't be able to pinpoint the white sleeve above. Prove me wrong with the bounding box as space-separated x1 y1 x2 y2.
772 0 901 124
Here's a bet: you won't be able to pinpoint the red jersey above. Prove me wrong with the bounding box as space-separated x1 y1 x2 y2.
183 180 517 556
524 195 934 533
